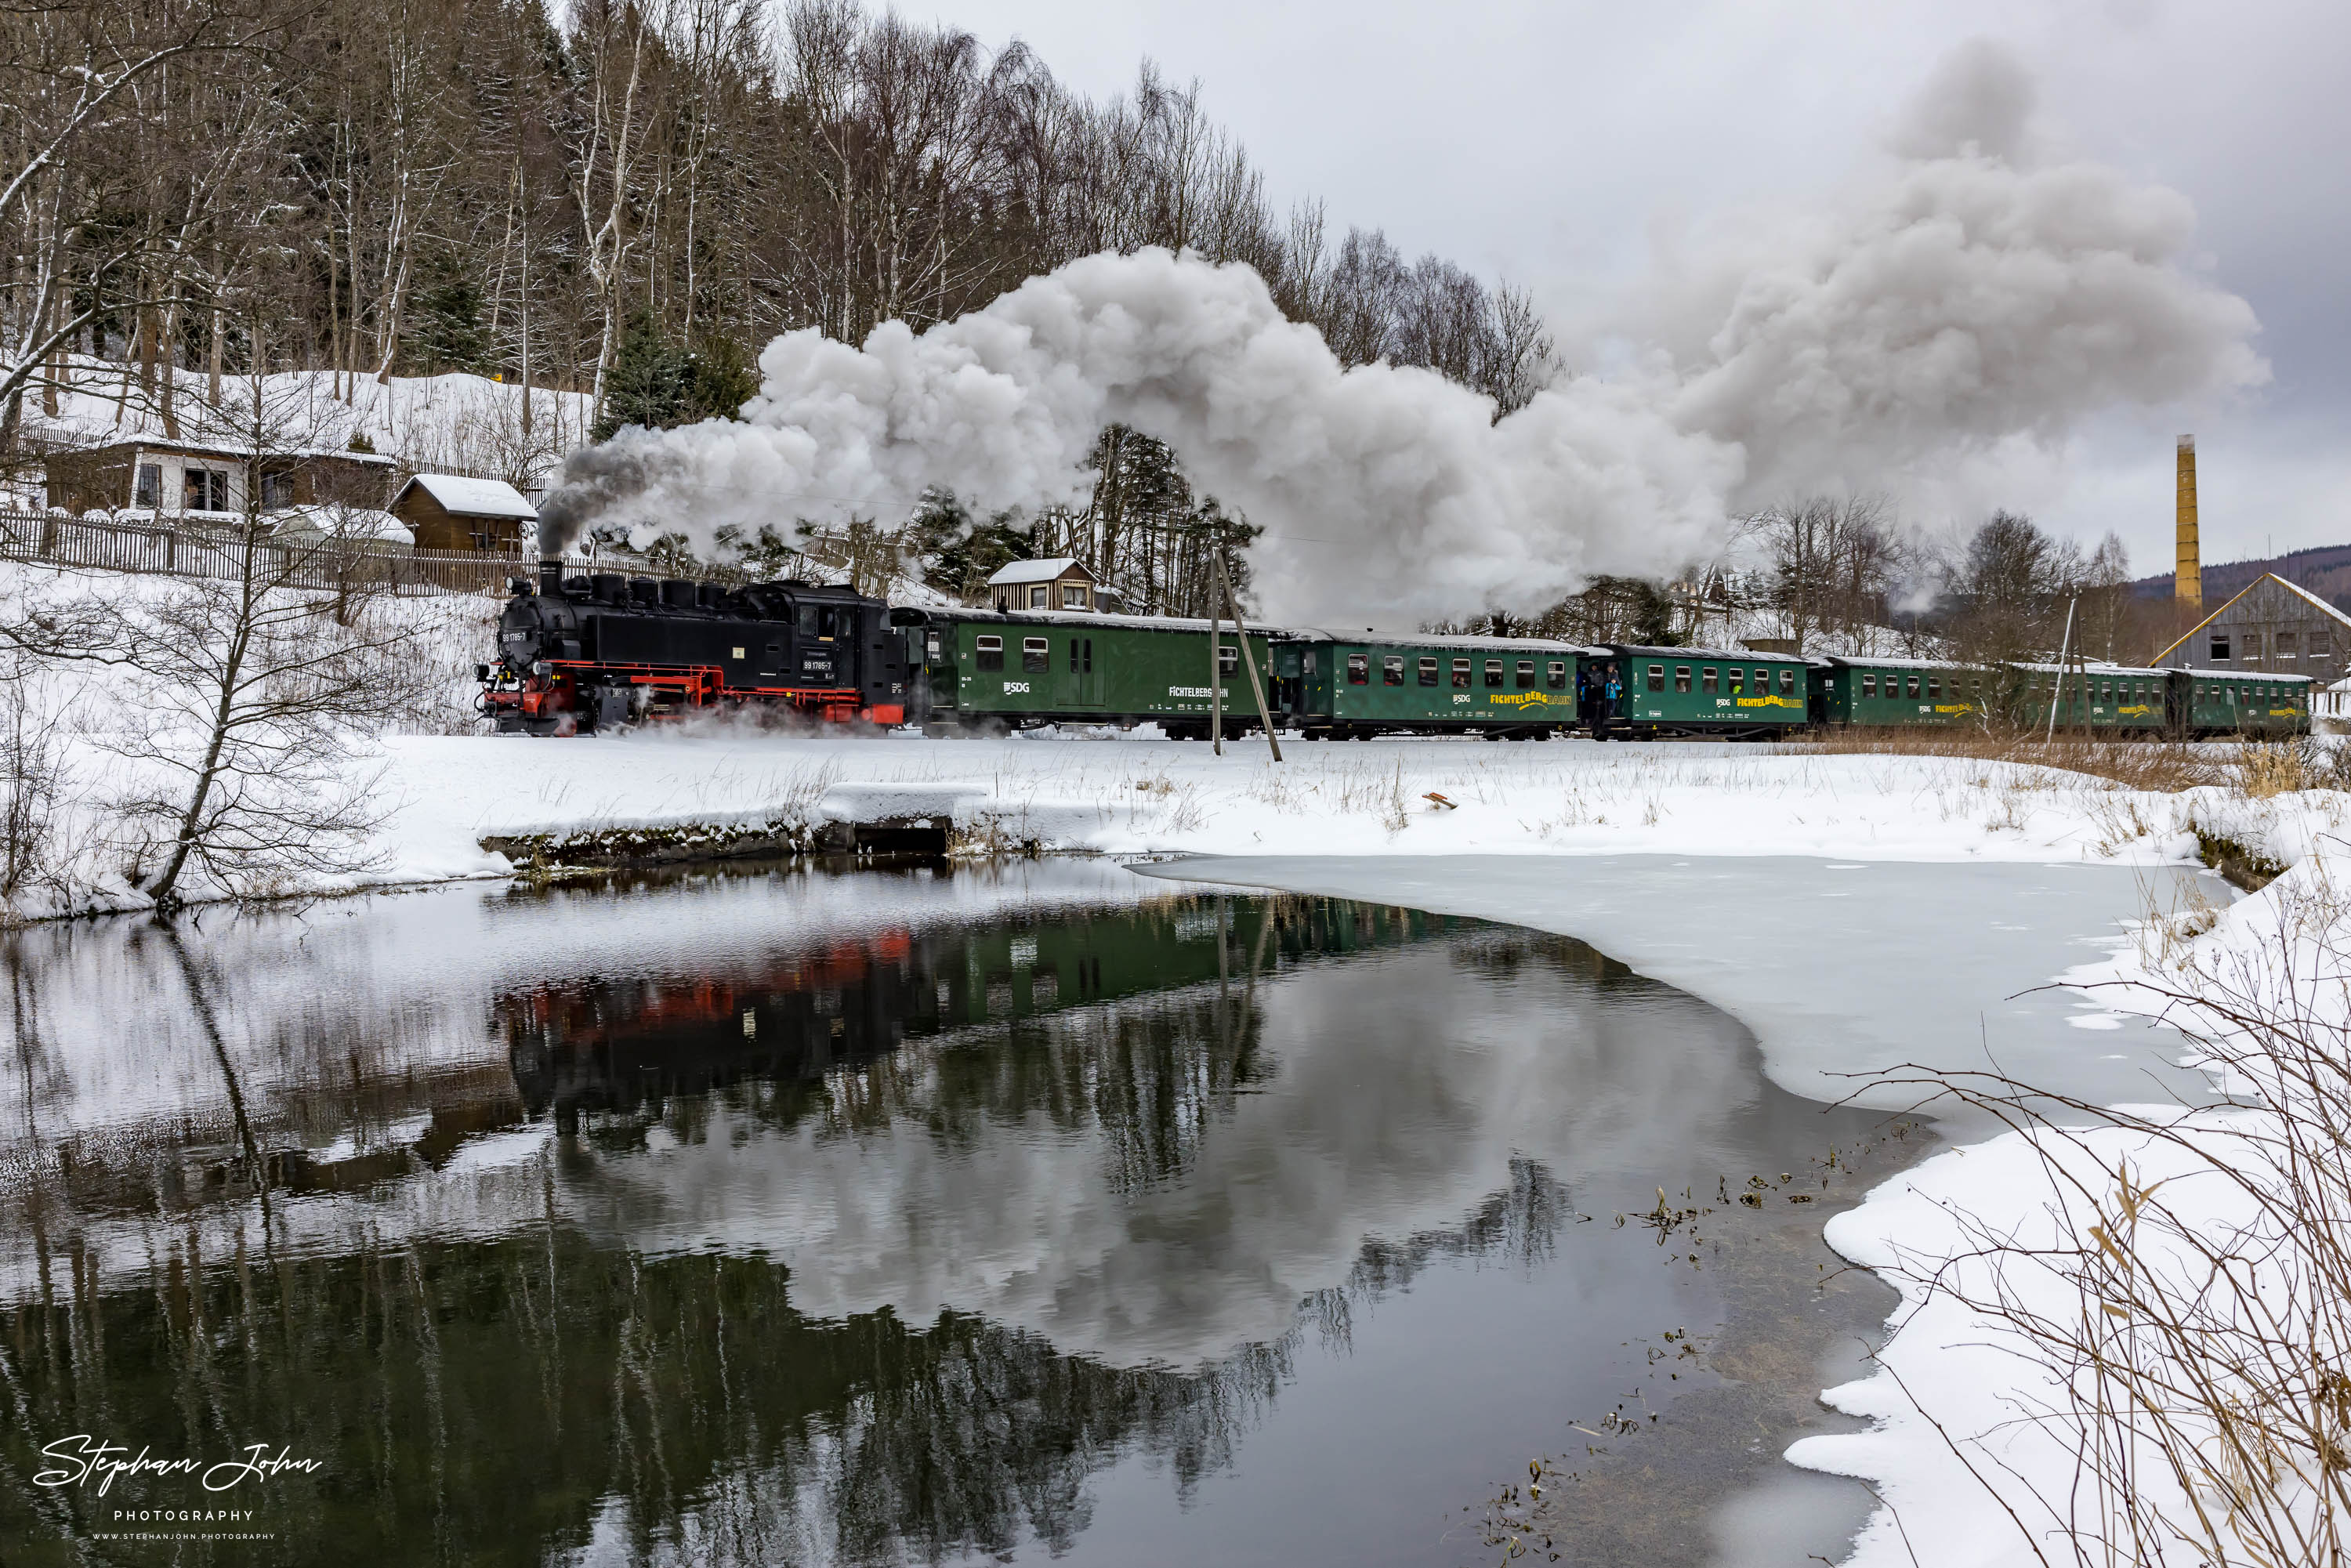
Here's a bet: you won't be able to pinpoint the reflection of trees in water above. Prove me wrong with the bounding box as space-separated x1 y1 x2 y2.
0 1151 1564 1567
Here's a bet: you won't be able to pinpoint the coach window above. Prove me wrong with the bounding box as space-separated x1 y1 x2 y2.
1384 656 1405 686
1673 665 1691 693
1778 668 1795 695
1219 644 1239 677
1516 661 1535 688
1069 639 1081 673
1484 660 1504 688
1724 668 1742 695
1901 674 1917 698
1862 673 1876 697
1418 657 1439 686
924 630 941 661
977 636 1004 671
1451 658 1473 689
1082 639 1094 672
1546 661 1567 690
1348 653 1371 685
1646 664 1665 692
1701 668 1719 694
1021 637 1049 672
1927 675 1940 700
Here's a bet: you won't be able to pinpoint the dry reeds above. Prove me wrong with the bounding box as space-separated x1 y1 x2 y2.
1865 869 2351 1565
1781 726 2315 795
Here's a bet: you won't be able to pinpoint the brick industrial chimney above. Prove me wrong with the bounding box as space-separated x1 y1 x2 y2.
2175 435 2201 609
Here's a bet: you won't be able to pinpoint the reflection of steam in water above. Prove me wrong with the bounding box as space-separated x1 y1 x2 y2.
0 1152 1570 1567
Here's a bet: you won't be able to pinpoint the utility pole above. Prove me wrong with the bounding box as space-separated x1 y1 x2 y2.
1206 570 1223 755
1215 545 1282 762
2045 595 2076 745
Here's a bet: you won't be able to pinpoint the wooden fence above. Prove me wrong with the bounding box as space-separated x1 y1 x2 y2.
0 509 549 596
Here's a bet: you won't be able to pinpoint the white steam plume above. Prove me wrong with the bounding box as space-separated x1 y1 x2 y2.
542 42 2263 622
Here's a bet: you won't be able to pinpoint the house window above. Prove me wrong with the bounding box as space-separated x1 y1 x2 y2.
976 636 1004 671
133 464 161 509
1483 660 1503 688
1516 661 1534 689
183 467 230 512
1546 661 1567 690
259 472 295 509
1029 586 1050 610
2278 632 2298 660
2211 634 2231 661
1347 654 1370 685
1062 585 1087 610
1022 636 1049 673
1383 656 1404 686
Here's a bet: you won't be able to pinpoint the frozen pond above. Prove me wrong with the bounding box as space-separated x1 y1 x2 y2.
0 859 1908 1566
1145 855 2227 1136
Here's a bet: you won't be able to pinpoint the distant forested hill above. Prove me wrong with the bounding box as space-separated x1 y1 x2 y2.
2128 543 2351 614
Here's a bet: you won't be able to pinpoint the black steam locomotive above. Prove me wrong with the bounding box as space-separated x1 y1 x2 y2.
479 564 908 735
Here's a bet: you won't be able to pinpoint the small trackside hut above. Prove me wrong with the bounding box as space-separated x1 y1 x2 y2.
1270 632 1586 739
892 606 1276 738
1588 645 1809 740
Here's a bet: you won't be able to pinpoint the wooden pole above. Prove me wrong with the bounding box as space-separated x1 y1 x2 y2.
1217 548 1282 762
2045 595 2076 745
1207 578 1223 755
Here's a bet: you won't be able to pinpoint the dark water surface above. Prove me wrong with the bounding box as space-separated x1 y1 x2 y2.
0 860 1904 1566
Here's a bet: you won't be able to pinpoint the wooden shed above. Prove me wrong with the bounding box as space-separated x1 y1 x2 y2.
389 474 538 552
987 556 1100 613
2152 572 2351 686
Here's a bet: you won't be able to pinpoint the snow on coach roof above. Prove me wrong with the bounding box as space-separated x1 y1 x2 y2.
987 556 1084 586
397 473 536 519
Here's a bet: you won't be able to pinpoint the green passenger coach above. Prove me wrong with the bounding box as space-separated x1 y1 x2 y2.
1271 632 1586 738
1587 645 1809 739
2170 667 2312 738
893 607 1276 737
1813 657 1987 729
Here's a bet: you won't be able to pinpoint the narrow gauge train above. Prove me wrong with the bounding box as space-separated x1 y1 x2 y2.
480 571 2313 740
478 565 907 735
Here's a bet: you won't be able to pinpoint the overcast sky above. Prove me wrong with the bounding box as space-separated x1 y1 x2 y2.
933 0 2349 577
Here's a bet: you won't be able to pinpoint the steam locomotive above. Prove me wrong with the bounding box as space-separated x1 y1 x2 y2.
478 564 908 735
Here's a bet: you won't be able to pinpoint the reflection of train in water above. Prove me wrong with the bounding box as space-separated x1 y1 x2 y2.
482 566 2312 741
498 895 1462 1124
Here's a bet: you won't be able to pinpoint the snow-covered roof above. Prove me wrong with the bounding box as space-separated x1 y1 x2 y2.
2174 666 2314 684
1598 643 1810 664
2012 661 2171 677
269 505 413 544
397 473 535 519
1821 655 1991 671
900 606 1277 635
1282 628 1595 655
987 556 1086 586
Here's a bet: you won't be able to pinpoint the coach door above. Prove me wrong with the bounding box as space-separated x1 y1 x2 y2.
1067 635 1102 708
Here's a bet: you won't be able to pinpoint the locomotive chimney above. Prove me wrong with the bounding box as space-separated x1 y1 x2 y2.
2175 435 2201 610
538 560 564 596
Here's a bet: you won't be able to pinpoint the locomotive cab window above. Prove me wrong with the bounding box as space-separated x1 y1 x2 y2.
1673 666 1691 693
1418 658 1438 686
925 630 941 661
1516 661 1535 688
1022 637 1049 673
1546 661 1567 690
976 636 1004 671
1385 656 1405 686
1348 653 1371 685
1484 660 1503 688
